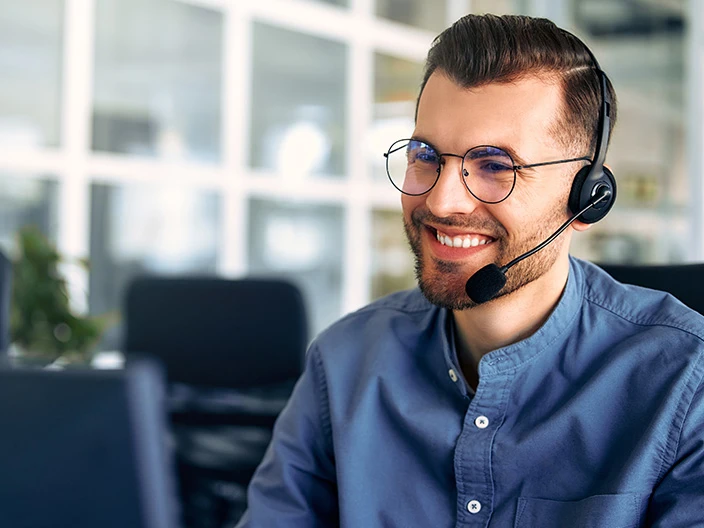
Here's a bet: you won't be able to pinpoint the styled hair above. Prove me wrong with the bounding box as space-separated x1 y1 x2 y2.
416 14 617 156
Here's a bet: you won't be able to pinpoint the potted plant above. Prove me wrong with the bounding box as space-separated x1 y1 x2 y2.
9 225 113 366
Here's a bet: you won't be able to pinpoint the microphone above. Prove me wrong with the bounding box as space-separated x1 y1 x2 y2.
465 186 612 304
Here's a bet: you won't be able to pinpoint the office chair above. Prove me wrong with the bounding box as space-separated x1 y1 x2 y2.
123 276 308 528
0 250 12 355
597 262 704 315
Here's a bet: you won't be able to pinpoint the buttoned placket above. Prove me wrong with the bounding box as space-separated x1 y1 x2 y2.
453 368 513 527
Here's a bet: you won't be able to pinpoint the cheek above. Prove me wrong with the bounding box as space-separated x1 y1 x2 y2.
512 174 573 218
401 194 423 222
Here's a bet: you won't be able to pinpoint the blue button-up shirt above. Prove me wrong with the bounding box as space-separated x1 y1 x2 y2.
238 258 704 527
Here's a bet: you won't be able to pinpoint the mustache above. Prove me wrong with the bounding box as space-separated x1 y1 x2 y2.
410 209 507 238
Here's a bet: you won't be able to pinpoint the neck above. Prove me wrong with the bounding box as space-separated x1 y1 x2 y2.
452 255 571 368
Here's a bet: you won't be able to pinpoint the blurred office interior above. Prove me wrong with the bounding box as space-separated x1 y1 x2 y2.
0 0 701 344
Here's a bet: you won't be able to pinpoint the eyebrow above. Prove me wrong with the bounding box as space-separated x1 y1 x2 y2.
409 134 531 168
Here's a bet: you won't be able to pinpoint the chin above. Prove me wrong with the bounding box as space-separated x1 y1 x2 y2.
415 243 565 310
415 257 480 310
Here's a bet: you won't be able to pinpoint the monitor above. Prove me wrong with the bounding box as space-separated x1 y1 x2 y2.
0 361 180 528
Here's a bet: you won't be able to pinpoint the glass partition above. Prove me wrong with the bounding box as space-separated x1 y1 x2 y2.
0 0 63 148
92 0 223 162
250 23 348 178
248 198 344 336
0 174 58 255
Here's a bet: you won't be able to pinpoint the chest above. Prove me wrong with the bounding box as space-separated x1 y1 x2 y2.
330 365 669 527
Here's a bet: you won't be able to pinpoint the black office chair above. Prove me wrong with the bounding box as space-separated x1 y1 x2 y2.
597 262 704 315
0 250 12 355
123 276 309 528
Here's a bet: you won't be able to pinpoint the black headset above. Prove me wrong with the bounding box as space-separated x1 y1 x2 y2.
566 39 617 224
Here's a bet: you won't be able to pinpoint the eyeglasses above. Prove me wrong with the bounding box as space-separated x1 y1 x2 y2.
384 139 591 204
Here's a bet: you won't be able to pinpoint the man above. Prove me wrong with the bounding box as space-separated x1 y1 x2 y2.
238 14 704 527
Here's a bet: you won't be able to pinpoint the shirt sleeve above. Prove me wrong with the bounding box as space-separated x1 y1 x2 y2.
646 372 704 527
235 343 338 527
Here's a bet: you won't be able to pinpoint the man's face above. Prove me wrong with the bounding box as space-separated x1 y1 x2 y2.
404 71 581 310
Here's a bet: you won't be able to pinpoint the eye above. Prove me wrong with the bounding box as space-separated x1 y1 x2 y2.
415 150 439 163
407 143 439 164
480 161 513 173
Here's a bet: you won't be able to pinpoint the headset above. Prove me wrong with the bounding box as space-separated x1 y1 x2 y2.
567 38 617 224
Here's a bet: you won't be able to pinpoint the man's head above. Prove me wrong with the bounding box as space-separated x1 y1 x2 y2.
401 14 618 310
416 14 617 157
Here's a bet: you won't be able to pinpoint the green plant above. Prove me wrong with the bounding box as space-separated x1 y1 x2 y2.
9 225 113 363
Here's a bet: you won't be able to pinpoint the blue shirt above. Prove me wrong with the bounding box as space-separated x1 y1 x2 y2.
237 258 704 527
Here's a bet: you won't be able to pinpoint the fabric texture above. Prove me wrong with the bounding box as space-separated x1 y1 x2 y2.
237 257 704 527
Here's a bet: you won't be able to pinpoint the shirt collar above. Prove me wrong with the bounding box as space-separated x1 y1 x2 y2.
440 257 585 382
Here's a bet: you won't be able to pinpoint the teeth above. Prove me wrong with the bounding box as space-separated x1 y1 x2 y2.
435 231 491 248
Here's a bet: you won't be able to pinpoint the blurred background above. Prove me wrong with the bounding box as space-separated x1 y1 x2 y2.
0 0 701 345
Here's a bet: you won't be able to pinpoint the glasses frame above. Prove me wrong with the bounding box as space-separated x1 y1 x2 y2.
384 138 592 204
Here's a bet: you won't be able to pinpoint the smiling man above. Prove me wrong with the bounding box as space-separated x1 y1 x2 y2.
237 14 704 527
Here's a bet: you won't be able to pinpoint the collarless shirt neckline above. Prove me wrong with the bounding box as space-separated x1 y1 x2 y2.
441 257 585 392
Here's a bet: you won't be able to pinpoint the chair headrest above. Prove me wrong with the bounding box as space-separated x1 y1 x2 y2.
123 277 308 388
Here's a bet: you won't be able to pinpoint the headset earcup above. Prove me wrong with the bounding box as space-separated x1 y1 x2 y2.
569 165 617 224
568 165 592 215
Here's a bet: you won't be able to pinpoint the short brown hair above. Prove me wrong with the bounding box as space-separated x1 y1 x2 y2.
417 14 617 156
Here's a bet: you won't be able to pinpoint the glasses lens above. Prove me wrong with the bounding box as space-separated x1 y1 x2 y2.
385 139 440 195
463 146 515 203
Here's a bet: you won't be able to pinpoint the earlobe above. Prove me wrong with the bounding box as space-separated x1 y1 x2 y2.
572 219 593 232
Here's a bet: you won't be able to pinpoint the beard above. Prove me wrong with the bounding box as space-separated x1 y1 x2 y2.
404 206 569 310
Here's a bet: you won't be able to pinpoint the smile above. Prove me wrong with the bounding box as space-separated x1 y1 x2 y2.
435 229 494 248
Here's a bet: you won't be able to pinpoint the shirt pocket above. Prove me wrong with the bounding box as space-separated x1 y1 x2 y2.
514 493 640 528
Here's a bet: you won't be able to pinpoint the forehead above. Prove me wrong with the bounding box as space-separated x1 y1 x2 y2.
415 71 565 156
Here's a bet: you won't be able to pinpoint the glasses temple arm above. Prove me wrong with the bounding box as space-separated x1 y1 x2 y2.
515 156 592 170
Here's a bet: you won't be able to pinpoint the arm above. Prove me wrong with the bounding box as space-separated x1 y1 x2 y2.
236 343 338 527
646 375 704 527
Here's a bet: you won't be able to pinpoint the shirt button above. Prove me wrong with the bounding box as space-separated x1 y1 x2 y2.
467 500 482 514
474 415 489 429
448 369 458 382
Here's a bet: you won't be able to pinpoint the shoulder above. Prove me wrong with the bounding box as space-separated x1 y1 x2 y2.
574 257 704 343
308 287 442 369
314 287 437 347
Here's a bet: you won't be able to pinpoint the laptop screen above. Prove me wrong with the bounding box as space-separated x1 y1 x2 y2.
0 361 180 528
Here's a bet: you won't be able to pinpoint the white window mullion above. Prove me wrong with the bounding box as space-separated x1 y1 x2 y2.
219 1 251 276
58 0 96 314
342 18 373 315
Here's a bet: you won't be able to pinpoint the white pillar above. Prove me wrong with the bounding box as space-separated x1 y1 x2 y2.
58 0 95 314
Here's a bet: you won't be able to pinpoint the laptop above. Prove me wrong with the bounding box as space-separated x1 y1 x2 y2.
0 361 180 528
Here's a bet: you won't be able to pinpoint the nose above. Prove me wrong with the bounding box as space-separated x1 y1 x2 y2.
425 156 482 218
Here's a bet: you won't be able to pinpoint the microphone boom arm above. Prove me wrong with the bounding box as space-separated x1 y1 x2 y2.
501 188 611 273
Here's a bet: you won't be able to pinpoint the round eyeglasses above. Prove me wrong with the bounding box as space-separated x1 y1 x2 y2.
384 139 591 204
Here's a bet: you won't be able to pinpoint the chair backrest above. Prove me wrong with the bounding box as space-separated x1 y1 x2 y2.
123 277 308 389
0 251 11 355
597 262 704 315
